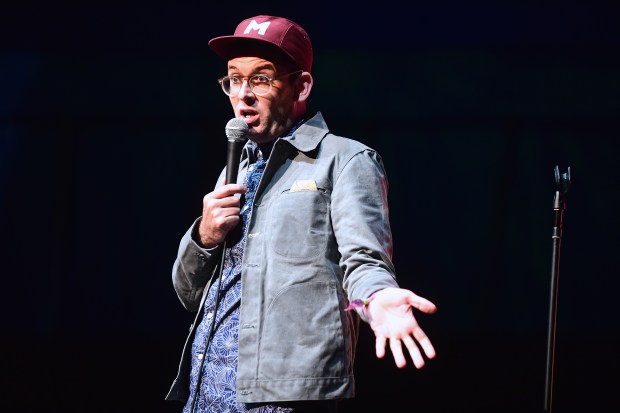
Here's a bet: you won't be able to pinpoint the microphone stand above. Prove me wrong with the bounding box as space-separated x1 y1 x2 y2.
544 165 571 413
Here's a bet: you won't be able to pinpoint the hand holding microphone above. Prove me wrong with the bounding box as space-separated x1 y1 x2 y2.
197 118 249 248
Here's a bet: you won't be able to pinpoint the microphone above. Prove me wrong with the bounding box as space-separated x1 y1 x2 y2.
224 117 249 184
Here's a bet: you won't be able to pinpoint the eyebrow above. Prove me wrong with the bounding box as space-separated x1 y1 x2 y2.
227 63 276 73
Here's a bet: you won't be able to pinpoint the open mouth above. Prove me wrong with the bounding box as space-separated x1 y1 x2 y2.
239 110 259 126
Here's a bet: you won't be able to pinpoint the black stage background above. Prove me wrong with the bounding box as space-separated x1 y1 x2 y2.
2 1 619 412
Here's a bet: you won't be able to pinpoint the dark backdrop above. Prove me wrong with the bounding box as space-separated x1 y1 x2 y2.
2 1 619 412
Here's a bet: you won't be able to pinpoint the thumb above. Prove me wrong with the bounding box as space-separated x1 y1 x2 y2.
407 291 438 314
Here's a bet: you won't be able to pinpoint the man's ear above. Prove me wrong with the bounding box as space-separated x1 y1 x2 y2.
296 72 313 102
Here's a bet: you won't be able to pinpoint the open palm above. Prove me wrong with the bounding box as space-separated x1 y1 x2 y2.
366 287 438 368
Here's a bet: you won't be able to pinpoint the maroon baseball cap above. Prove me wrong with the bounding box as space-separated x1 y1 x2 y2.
208 15 313 72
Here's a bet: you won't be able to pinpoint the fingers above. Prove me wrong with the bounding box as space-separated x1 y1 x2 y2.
413 327 436 360
388 335 435 369
405 291 437 360
198 184 247 248
203 184 246 211
389 337 408 368
401 335 425 368
377 325 436 369
377 333 433 369
212 183 247 198
375 335 387 359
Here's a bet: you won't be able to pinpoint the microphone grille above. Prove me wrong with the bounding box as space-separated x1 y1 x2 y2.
225 118 249 142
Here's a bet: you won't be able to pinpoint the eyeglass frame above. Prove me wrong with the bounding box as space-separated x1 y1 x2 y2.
217 70 303 97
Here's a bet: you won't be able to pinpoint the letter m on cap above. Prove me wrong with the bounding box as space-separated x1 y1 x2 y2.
244 20 271 36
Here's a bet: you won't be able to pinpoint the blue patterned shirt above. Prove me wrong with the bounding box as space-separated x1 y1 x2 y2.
184 141 292 413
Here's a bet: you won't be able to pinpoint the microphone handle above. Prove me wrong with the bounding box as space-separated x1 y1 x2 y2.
226 139 244 184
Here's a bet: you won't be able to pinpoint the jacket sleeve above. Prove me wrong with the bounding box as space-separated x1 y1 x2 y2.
332 148 400 321
172 217 223 312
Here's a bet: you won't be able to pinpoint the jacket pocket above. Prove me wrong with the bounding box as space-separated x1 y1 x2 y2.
260 281 344 378
269 188 329 259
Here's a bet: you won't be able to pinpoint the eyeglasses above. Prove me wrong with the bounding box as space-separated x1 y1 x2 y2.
218 70 302 97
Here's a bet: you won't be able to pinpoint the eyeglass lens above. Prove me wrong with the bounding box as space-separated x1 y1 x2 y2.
222 75 271 96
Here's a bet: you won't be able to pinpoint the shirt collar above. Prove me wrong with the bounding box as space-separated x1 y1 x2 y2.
248 118 306 163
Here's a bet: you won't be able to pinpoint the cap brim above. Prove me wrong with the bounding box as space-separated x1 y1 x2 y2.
208 36 299 69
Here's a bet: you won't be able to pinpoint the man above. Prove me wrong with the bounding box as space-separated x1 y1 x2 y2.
166 15 438 413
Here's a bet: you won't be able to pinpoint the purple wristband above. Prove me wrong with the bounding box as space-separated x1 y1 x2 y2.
344 292 378 312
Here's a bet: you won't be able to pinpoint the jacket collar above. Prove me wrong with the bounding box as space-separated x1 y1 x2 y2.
280 111 329 153
241 111 328 162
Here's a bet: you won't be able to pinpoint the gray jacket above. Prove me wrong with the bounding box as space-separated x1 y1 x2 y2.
166 112 400 403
